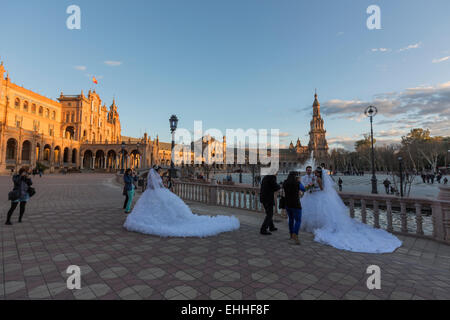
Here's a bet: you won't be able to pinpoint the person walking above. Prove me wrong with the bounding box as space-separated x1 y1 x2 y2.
5 167 34 225
259 172 280 235
338 178 343 192
383 178 391 194
283 172 306 245
123 169 138 214
444 177 448 185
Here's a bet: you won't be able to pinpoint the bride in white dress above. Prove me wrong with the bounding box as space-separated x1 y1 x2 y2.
124 169 240 237
300 167 402 253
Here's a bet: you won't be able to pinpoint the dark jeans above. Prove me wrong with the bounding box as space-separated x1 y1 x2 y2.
6 201 27 223
261 202 275 232
123 194 129 209
384 186 390 194
286 207 302 235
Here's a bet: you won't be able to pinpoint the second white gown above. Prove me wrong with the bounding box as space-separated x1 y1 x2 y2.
300 171 402 253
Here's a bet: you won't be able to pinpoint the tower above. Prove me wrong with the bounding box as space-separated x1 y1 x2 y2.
308 91 328 162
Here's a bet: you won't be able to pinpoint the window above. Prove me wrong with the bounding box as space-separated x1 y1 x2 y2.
23 101 29 112
52 111 56 120
68 103 71 106
45 108 49 118
15 98 20 109
39 106 43 116
66 113 70 123
31 104 36 114
48 124 54 136
71 113 75 122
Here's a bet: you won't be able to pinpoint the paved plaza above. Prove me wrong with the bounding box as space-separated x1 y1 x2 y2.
0 174 449 300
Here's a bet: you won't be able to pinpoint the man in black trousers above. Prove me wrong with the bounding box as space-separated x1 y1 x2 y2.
259 173 281 235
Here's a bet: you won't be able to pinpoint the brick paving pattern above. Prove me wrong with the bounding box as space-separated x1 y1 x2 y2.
0 174 449 300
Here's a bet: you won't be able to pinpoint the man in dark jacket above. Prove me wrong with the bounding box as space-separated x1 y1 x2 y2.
259 174 281 235
283 172 306 245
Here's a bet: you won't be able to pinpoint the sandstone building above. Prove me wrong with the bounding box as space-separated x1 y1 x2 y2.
0 61 159 173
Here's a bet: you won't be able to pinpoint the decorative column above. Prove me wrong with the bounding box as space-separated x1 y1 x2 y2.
92 156 96 169
80 155 84 169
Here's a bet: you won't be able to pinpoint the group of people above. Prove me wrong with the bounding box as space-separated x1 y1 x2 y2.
258 164 402 253
421 171 447 185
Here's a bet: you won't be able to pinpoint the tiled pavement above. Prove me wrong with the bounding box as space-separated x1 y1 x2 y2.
0 173 449 300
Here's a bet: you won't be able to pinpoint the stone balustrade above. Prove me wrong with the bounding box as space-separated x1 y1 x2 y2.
170 179 450 245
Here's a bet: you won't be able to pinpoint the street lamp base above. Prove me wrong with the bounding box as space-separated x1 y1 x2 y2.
371 177 378 194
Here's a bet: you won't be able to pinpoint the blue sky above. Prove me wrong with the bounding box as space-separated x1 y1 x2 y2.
1 0 449 149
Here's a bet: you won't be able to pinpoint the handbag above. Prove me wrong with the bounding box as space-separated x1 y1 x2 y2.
279 196 286 209
8 189 20 201
28 187 36 197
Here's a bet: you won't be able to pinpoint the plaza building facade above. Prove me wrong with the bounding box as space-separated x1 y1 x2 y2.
0 61 159 173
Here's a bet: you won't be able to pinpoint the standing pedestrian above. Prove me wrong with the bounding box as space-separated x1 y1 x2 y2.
283 171 306 245
123 169 138 214
383 178 391 194
5 167 34 225
259 171 280 235
338 178 343 192
444 177 448 185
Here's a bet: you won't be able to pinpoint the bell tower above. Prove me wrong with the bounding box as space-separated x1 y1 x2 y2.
308 91 329 162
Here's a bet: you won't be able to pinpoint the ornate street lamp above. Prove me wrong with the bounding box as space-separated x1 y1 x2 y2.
120 141 126 174
169 115 178 179
364 105 378 194
398 156 404 198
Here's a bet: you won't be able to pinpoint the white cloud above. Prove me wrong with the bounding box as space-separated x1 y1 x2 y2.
398 42 421 52
432 56 450 64
337 31 344 36
104 61 122 67
371 48 390 52
74 65 86 71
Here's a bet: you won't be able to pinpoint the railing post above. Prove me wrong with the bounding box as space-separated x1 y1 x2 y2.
386 199 393 233
373 200 380 229
361 199 367 224
400 201 408 233
349 198 355 218
415 202 424 236
436 185 450 243
208 183 218 206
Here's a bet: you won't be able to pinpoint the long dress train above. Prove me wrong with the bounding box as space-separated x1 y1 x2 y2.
124 169 240 237
300 171 402 253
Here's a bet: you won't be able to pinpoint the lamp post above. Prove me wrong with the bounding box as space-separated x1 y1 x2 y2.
120 141 125 174
398 156 404 197
364 105 378 194
239 164 243 184
169 115 178 179
136 142 140 170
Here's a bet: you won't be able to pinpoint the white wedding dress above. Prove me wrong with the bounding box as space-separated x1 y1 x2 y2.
300 170 402 253
124 169 240 237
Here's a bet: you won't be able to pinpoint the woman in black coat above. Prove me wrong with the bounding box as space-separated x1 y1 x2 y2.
5 167 33 225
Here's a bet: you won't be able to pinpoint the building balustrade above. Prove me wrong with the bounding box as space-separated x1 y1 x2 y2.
164 180 450 245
